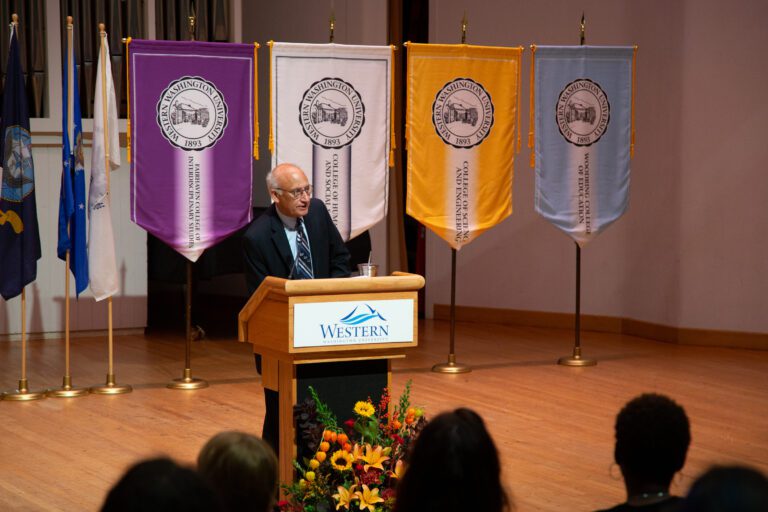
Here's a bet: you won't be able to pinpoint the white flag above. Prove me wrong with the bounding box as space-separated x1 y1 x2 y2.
88 36 120 301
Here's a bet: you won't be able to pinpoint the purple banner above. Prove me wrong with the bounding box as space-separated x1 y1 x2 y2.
129 39 254 261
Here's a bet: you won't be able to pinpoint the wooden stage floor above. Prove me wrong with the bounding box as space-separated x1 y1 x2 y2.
1 320 766 511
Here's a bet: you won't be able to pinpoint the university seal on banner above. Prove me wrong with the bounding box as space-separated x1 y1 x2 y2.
556 78 610 147
432 78 494 149
156 76 228 151
299 77 365 149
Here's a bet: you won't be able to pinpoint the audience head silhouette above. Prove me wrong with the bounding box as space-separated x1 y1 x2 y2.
394 407 511 512
614 393 690 492
197 431 279 512
682 465 768 512
100 457 219 512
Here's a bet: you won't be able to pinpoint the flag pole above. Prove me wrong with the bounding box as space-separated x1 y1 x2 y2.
168 10 208 390
2 288 46 401
49 16 90 398
558 12 596 367
91 22 132 395
432 14 472 375
2 15 45 401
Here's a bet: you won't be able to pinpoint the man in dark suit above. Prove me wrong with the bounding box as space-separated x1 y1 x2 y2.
242 163 351 452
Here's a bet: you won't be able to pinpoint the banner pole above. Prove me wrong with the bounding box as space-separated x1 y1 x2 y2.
432 249 470 374
91 22 132 395
49 16 89 398
432 16 472 374
558 13 596 367
2 286 45 400
168 13 208 390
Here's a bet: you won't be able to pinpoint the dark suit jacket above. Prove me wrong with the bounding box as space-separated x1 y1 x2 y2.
242 198 351 294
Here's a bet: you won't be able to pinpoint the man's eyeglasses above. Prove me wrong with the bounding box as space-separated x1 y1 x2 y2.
275 185 312 199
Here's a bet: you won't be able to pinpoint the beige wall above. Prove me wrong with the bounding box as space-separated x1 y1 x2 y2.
425 0 768 333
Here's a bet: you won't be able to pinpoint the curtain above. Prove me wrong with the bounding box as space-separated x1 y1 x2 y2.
60 0 145 118
0 0 47 117
155 0 230 42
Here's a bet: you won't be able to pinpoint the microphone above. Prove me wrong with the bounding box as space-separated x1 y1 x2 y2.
287 256 297 280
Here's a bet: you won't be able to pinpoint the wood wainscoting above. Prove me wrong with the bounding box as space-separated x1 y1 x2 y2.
434 304 768 350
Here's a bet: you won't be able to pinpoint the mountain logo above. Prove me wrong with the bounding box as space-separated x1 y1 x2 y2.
339 304 387 325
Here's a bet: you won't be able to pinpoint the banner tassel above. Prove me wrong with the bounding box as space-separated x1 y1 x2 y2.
528 44 536 168
253 42 260 160
515 46 523 154
631 45 638 159
389 45 396 167
404 42 410 143
125 37 131 163
268 41 274 153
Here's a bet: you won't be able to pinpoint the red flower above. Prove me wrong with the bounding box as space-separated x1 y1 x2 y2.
360 467 383 486
381 488 396 501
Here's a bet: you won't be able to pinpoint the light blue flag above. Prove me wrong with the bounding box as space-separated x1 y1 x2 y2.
533 46 635 246
57 27 88 295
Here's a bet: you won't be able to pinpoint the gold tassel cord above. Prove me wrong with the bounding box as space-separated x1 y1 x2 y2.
515 46 523 154
253 42 260 160
268 40 274 153
631 45 638 158
389 44 396 167
403 42 410 143
528 44 536 168
125 37 132 163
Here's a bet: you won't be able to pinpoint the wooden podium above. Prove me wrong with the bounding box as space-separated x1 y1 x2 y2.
238 271 424 484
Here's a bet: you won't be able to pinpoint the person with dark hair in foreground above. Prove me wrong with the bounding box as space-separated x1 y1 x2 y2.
393 407 512 512
100 457 220 512
197 431 279 512
595 393 691 512
682 465 768 512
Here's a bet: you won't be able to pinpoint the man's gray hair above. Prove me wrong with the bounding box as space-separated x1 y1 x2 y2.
265 169 278 192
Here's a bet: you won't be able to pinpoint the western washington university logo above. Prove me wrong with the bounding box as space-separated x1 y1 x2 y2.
319 304 389 341
156 76 228 151
432 78 494 149
299 77 365 150
556 78 610 147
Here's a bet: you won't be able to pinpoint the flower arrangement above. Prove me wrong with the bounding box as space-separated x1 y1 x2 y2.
279 380 426 512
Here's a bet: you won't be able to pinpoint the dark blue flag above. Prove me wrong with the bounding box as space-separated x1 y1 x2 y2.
58 25 88 295
0 25 41 300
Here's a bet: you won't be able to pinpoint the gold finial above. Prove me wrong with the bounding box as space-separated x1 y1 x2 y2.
12 13 19 25
188 16 196 41
99 22 105 34
580 12 586 45
461 11 468 44
329 11 335 43
67 16 73 26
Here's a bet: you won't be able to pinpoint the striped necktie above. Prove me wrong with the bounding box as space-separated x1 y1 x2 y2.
294 217 313 279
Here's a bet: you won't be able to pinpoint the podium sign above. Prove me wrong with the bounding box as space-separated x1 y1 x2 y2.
293 299 415 348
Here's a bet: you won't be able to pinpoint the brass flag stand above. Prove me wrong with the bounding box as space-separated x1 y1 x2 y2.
49 16 90 398
432 13 472 375
167 11 208 390
557 14 596 367
1 15 45 402
91 23 132 395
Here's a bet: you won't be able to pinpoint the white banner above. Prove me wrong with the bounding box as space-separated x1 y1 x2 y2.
271 42 393 241
293 299 414 348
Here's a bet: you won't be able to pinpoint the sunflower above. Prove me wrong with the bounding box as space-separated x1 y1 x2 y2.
330 449 353 471
354 401 376 417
